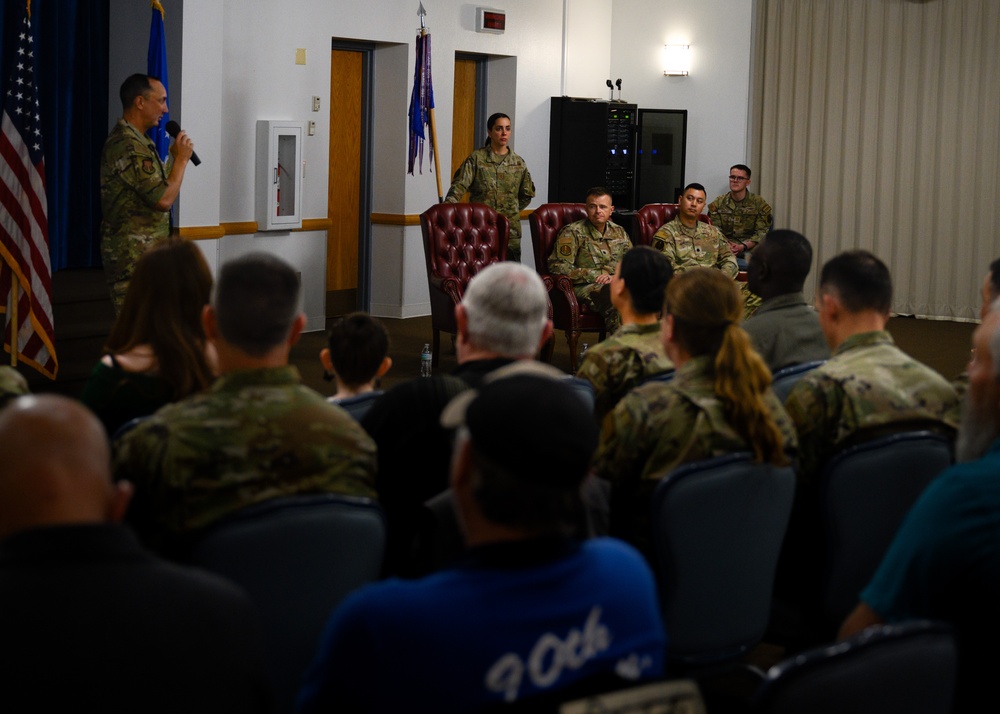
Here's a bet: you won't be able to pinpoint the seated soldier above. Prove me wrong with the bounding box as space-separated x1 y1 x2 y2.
548 186 633 333
298 372 666 712
592 267 796 559
707 163 773 268
742 229 830 372
576 246 675 423
114 252 377 557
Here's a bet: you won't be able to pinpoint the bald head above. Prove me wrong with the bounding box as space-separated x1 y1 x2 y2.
0 395 131 541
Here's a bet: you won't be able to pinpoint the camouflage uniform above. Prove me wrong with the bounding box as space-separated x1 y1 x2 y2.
650 217 761 319
707 191 773 257
785 330 960 488
576 322 673 423
651 217 738 278
444 147 535 261
548 218 632 332
99 119 172 313
0 366 29 408
113 366 378 555
592 354 797 555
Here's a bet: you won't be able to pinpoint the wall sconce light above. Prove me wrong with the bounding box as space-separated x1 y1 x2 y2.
663 44 690 76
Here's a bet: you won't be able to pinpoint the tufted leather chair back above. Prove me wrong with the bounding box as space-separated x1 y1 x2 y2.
419 202 509 365
529 203 588 285
634 203 712 247
421 202 509 284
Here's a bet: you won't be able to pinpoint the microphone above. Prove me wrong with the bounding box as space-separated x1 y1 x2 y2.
164 120 201 166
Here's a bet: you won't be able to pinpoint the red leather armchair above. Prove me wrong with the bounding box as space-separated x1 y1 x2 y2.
528 203 607 372
420 203 509 367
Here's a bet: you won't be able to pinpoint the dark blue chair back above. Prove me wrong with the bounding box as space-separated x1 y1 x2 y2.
189 494 385 714
821 430 954 626
752 620 956 714
771 360 826 402
650 453 795 666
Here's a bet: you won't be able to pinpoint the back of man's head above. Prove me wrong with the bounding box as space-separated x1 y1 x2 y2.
119 73 154 111
754 229 813 295
326 312 390 387
214 252 301 357
989 259 1000 302
0 395 126 541
443 367 599 533
620 245 673 315
461 262 549 357
819 250 892 314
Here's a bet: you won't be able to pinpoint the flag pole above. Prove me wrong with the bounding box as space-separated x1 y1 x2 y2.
9 274 17 367
424 28 443 204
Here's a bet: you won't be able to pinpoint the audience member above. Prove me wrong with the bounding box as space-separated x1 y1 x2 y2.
784 250 959 487
547 186 633 333
0 394 271 712
776 250 960 621
114 252 377 557
298 373 666 713
742 229 830 371
81 237 216 438
591 267 796 557
321 311 392 420
362 261 553 576
950 257 1000 400
838 301 1000 712
707 163 773 266
576 246 674 423
0 366 29 409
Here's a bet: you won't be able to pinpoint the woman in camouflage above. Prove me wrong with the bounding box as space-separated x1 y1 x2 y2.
445 112 535 261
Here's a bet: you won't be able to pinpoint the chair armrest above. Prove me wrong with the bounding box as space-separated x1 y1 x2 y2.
554 274 582 308
430 275 464 304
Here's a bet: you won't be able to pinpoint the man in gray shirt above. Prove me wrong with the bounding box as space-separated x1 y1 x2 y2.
743 229 829 372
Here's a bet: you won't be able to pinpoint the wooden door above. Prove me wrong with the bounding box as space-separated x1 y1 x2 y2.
450 58 478 202
327 49 363 292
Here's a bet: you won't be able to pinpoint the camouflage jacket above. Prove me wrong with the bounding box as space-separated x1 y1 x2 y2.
100 119 171 243
592 354 796 554
576 322 673 423
0 366 29 408
784 330 960 486
708 191 773 249
650 217 739 279
444 147 534 246
548 219 631 297
114 366 378 554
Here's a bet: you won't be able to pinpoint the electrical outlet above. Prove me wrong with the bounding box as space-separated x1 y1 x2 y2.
308 120 316 136
312 96 320 112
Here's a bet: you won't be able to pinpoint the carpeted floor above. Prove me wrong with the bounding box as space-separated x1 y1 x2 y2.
290 313 976 397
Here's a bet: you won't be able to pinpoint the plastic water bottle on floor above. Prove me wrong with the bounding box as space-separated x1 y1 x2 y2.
420 343 433 377
578 342 589 366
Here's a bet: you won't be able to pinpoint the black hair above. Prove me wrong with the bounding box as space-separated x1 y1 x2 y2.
214 253 300 356
484 113 510 147
326 312 390 387
819 250 893 314
619 246 674 315
730 164 752 179
119 74 157 110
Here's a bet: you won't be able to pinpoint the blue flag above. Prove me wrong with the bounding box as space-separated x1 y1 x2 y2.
147 1 169 163
407 29 434 175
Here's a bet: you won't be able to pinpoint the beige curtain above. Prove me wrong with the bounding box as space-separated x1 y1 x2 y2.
751 0 1000 320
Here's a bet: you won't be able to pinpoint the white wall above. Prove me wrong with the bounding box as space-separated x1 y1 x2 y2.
610 0 755 200
109 0 754 323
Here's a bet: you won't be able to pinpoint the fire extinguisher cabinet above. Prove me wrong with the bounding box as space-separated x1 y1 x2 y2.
255 120 305 230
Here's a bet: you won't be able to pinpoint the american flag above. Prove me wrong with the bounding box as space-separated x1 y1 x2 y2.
0 1 57 379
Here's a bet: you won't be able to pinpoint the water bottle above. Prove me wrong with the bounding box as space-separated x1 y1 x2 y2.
578 342 589 366
420 343 433 377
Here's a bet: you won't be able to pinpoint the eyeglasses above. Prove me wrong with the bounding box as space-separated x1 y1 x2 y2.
728 175 748 182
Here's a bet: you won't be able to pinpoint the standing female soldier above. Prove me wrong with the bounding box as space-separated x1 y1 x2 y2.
445 112 535 261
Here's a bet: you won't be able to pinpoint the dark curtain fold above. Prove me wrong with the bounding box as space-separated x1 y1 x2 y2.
0 0 109 271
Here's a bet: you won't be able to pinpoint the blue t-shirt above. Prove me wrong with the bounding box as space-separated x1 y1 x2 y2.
297 537 666 712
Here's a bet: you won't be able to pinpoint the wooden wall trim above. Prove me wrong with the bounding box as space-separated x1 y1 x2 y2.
181 219 335 239
370 209 535 226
